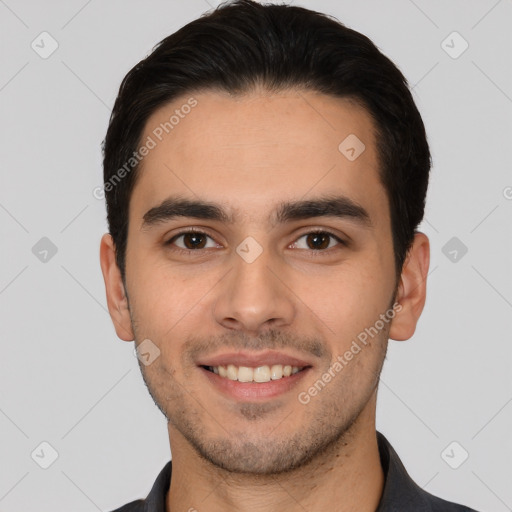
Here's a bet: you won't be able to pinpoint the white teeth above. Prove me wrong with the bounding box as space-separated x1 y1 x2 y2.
238 366 253 382
227 364 238 380
208 363 304 382
270 364 283 380
253 365 271 382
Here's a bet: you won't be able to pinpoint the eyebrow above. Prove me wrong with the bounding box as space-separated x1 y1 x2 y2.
141 194 372 230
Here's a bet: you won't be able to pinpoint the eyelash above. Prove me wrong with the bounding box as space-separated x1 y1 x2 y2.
164 228 346 256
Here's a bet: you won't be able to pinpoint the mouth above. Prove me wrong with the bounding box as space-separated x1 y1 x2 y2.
202 363 306 383
196 351 313 400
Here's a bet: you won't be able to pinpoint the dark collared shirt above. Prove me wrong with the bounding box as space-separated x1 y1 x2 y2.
110 431 478 511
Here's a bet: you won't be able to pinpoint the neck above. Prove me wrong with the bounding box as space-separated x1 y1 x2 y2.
166 397 384 512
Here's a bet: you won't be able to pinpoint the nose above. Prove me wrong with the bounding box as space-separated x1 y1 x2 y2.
212 245 296 335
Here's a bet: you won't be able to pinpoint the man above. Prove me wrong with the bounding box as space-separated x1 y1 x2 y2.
99 1 478 510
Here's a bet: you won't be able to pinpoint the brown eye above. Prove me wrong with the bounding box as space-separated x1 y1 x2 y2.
182 233 207 249
293 231 343 251
305 232 331 250
167 231 217 250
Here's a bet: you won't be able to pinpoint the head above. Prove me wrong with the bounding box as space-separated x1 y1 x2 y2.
100 0 430 475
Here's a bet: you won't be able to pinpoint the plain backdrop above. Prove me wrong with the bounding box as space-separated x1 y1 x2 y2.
1 1 511 511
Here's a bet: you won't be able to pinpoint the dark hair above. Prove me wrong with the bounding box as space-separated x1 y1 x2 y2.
102 0 431 283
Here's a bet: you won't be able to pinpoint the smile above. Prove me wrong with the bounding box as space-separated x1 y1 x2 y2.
204 364 305 383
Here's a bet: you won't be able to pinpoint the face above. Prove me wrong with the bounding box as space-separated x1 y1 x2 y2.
102 88 424 475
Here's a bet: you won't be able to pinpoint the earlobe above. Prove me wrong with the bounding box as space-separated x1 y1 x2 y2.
389 232 430 341
99 233 134 341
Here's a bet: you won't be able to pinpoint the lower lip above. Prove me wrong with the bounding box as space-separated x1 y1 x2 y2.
200 366 311 401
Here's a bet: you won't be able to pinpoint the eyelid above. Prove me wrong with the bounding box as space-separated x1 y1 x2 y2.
289 229 347 250
165 228 221 248
164 227 347 255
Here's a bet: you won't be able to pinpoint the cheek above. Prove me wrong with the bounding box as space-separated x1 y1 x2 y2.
127 260 218 340
291 256 393 338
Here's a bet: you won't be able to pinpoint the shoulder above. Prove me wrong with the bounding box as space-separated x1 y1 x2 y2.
107 460 172 512
108 500 145 512
376 431 479 512
424 493 479 512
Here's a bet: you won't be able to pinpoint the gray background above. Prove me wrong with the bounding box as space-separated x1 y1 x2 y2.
1 0 511 510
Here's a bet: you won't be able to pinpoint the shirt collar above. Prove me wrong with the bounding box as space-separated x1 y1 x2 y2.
375 430 429 510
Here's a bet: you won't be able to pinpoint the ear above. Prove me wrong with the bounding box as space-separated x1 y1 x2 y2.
99 233 134 341
389 232 430 341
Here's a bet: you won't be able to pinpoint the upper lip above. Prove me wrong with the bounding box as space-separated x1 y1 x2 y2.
196 350 313 369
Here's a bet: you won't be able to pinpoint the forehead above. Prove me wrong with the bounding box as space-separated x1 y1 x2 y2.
130 89 388 228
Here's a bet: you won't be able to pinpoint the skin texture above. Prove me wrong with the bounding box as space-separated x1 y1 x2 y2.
100 88 430 512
